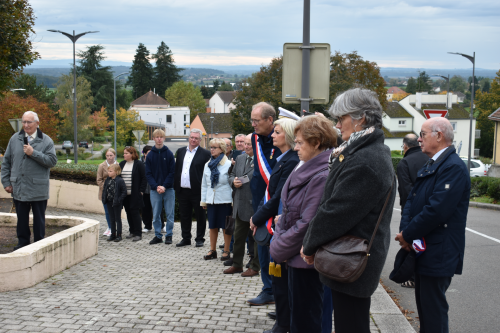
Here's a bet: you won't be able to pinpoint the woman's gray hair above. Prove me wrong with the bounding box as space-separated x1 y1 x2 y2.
274 118 298 149
23 111 40 123
328 88 383 129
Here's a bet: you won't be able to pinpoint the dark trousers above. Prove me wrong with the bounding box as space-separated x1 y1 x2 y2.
331 289 371 333
247 228 255 255
232 214 259 270
415 274 452 333
322 286 333 333
123 195 142 236
288 267 324 333
272 264 290 331
14 199 47 247
142 193 153 230
178 188 206 242
106 202 123 235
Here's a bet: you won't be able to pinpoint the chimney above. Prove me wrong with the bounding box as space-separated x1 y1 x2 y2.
416 92 422 110
447 92 452 109
154 88 155 94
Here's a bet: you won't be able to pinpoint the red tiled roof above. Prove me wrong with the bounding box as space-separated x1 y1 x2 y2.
387 86 405 94
131 90 170 106
488 107 500 121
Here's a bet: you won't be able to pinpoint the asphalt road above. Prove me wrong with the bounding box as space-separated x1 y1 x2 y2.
381 197 500 332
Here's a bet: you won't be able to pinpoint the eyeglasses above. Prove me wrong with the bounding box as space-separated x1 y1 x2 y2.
189 137 201 141
22 121 35 124
250 118 263 125
419 131 437 138
334 116 346 126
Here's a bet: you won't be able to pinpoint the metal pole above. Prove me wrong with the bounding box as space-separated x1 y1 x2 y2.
467 52 475 172
300 0 311 116
72 31 78 164
114 78 117 155
447 74 450 109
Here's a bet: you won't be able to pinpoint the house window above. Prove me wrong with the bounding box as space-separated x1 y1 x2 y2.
398 120 406 127
166 115 172 123
184 115 187 121
451 122 457 132
184 128 186 135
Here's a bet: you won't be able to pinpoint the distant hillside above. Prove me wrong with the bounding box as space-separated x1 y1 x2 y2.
380 67 498 79
180 68 224 76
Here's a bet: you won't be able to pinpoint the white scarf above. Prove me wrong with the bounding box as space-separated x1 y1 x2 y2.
328 126 375 171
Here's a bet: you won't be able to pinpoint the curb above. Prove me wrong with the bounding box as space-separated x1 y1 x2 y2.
371 284 416 332
469 202 500 211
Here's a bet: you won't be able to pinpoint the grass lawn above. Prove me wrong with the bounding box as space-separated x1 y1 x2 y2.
471 196 499 205
57 159 105 165
92 143 103 151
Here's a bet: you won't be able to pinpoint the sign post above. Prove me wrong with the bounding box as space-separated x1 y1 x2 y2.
132 130 145 159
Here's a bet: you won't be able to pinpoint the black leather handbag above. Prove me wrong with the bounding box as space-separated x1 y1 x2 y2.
254 223 273 246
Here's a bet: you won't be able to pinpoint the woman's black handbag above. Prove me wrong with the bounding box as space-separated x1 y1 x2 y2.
254 223 273 246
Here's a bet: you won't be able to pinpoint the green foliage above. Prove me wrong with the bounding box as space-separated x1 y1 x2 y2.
51 162 99 181
152 42 182 96
416 71 432 93
200 86 211 99
0 0 40 95
450 75 467 93
9 73 57 111
474 70 500 158
470 177 500 202
406 77 417 94
164 81 206 122
127 43 154 98
392 157 402 174
93 136 106 143
219 81 233 91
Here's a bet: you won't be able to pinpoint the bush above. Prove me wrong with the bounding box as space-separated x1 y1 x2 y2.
470 177 500 202
93 136 106 143
392 157 402 174
486 178 500 201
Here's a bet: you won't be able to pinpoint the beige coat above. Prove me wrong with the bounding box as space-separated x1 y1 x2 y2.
97 161 111 200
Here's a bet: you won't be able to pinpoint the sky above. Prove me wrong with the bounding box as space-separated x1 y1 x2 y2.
30 0 500 70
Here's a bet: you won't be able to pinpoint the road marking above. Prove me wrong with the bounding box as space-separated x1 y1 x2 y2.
393 208 500 244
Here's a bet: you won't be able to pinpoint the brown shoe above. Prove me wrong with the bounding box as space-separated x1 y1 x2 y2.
223 266 243 274
241 268 259 277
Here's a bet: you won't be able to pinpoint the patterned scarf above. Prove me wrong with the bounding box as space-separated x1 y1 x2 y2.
208 154 224 188
328 126 375 171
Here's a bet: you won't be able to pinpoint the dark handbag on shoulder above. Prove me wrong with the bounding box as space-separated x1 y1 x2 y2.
314 179 394 283
225 216 235 235
254 223 273 246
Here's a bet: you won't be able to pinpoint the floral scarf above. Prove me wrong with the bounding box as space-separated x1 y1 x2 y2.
328 126 375 171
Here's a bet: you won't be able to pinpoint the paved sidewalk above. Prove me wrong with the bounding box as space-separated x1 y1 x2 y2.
0 208 415 333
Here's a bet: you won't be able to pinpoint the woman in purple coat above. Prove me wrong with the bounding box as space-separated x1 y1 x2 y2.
270 115 338 333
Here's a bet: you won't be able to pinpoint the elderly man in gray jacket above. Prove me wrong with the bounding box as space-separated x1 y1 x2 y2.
1 111 57 250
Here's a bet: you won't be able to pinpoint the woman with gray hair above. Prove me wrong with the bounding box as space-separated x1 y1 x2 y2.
300 88 396 333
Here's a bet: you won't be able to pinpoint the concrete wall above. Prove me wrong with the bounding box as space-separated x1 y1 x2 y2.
385 138 404 151
0 213 99 292
383 116 414 132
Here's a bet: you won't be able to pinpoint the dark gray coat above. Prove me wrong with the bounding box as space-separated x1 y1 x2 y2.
302 129 396 298
228 153 254 222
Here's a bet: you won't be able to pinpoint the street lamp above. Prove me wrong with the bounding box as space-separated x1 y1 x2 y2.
448 51 475 173
210 116 214 140
431 74 450 108
48 29 99 164
113 72 129 154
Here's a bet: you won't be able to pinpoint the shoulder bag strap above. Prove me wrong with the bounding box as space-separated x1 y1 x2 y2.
367 176 395 253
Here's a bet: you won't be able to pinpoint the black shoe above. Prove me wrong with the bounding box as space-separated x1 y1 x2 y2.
13 244 26 251
132 235 142 242
219 244 224 249
267 311 276 320
149 237 163 245
107 234 117 242
195 241 204 247
176 239 191 247
114 235 122 242
224 259 234 266
246 256 254 268
164 236 172 244
125 234 134 239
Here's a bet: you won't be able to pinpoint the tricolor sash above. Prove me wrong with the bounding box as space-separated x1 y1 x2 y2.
254 135 274 235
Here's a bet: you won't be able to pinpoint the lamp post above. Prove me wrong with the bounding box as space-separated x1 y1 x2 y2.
431 74 450 109
210 116 214 140
448 52 475 173
113 72 129 154
48 29 99 164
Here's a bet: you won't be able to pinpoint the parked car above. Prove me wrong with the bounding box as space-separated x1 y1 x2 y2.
62 141 73 149
79 141 89 148
460 157 487 177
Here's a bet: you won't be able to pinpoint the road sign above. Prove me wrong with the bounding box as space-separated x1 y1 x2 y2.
423 109 448 119
132 130 145 141
8 119 22 132
282 43 330 105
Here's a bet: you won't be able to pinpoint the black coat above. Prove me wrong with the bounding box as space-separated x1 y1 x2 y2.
252 150 300 227
397 146 429 210
302 129 396 298
119 160 147 209
102 176 127 207
174 146 211 197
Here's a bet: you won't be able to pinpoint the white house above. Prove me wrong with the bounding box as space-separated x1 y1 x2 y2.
128 91 191 139
208 91 236 113
383 93 477 156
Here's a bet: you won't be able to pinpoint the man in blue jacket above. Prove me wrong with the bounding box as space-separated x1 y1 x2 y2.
396 117 470 333
145 129 176 245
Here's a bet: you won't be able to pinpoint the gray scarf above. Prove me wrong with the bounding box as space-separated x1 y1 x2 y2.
328 126 375 171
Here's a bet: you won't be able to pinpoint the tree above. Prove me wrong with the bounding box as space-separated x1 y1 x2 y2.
416 71 432 93
213 79 220 92
218 81 234 91
9 73 57 111
474 70 500 158
406 77 417 94
164 81 206 122
481 78 491 93
200 86 211 99
113 108 147 146
54 74 94 141
0 92 58 150
127 43 154 98
89 107 111 137
152 42 182 96
468 76 480 94
76 45 116 115
0 0 40 95
450 75 467 92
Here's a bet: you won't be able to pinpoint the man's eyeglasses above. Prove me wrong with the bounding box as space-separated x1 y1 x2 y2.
250 118 263 125
22 121 35 124
419 131 437 138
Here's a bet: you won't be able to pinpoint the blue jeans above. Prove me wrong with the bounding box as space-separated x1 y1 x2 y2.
151 189 175 239
258 244 273 295
103 203 111 229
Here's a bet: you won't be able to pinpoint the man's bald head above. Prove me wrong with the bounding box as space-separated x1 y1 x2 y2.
403 133 419 151
418 117 454 157
427 117 454 144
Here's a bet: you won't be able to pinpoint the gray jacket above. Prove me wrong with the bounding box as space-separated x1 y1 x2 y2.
228 153 254 222
302 129 396 298
1 128 57 202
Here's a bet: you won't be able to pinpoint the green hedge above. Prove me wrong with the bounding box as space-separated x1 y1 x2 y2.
93 136 106 143
392 157 402 174
471 177 500 201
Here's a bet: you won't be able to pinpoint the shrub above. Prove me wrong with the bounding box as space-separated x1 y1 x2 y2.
469 177 500 202
392 157 402 174
93 136 106 143
486 178 500 201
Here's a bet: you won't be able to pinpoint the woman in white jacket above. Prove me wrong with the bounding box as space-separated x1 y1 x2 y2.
201 138 233 260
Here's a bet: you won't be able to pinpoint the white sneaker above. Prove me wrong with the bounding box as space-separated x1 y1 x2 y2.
142 228 150 233
103 228 111 236
162 226 166 233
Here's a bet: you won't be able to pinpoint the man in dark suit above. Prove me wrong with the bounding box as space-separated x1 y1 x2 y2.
397 133 429 214
174 129 211 247
224 134 259 276
396 117 470 333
